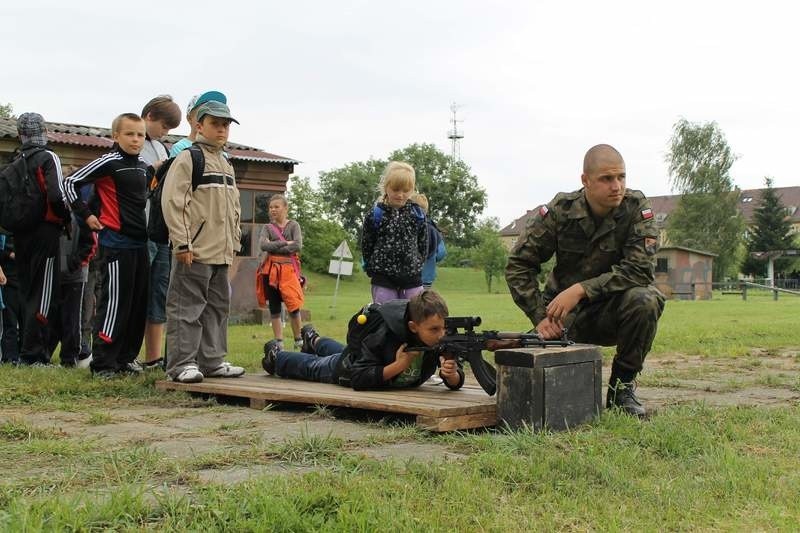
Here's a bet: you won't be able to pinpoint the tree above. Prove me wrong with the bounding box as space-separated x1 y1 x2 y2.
470 218 507 293
388 144 487 247
287 176 351 275
741 177 795 277
0 102 12 118
318 143 487 248
665 119 745 280
318 159 387 243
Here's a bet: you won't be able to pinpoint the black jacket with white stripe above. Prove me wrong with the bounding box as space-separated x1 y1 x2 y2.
63 145 150 243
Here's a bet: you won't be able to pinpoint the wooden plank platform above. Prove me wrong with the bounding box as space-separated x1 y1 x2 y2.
156 374 497 432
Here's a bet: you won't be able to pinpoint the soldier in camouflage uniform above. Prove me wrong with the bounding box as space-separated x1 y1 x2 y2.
505 144 665 417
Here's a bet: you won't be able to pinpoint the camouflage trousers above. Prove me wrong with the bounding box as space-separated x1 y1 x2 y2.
564 286 665 375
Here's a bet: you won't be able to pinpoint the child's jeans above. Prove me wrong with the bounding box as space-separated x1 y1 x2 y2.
275 337 344 384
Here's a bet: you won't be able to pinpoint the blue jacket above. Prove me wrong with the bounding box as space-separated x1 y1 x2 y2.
422 218 446 285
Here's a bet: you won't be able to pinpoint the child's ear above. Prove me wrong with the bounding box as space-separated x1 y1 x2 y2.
408 320 419 334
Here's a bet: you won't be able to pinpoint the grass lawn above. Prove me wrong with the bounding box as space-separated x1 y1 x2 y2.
1 267 799 531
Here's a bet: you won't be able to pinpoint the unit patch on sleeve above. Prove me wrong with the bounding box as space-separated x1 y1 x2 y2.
641 208 653 220
644 237 658 255
539 205 549 218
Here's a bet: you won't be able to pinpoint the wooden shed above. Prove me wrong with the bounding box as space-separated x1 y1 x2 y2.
653 246 716 300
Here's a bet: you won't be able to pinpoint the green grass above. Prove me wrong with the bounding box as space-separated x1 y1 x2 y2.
1 266 799 530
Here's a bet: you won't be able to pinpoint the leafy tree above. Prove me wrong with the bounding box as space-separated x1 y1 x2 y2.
0 102 12 118
318 144 487 248
470 218 507 292
741 177 795 277
665 119 745 280
388 144 487 247
318 159 387 243
287 176 351 275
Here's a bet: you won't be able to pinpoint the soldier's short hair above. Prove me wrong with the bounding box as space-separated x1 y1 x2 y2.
583 144 623 174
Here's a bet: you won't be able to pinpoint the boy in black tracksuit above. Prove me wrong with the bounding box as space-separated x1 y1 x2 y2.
13 113 70 365
262 290 465 391
63 113 150 377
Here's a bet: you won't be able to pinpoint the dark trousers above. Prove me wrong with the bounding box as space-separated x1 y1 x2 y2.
275 337 344 384
566 286 665 379
16 223 61 365
90 246 149 373
81 262 99 356
47 281 86 365
1 284 22 363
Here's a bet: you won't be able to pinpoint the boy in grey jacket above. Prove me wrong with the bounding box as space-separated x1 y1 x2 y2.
161 101 243 383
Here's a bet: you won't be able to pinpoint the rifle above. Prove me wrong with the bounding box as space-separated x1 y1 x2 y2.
406 316 573 396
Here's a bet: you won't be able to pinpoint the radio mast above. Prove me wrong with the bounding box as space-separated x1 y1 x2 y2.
447 102 464 161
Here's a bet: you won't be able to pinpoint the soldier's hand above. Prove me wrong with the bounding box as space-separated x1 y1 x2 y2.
536 317 563 340
546 283 586 324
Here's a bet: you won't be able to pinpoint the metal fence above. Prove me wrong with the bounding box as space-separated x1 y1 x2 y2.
669 281 800 300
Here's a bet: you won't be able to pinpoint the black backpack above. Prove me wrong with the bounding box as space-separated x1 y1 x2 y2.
337 302 386 386
0 147 47 232
147 145 204 244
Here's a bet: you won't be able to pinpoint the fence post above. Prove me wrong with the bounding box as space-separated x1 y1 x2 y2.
742 283 747 301
691 282 696 300
774 288 778 301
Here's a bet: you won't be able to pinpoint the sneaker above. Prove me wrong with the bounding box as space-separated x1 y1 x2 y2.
76 354 93 369
606 381 646 418
204 362 245 378
426 374 444 385
300 324 320 354
173 365 204 383
143 357 164 370
120 361 144 375
262 340 280 375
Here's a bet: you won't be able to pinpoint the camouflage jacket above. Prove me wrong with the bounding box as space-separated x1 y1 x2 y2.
505 188 659 325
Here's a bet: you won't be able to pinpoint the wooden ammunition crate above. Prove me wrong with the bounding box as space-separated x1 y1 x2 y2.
495 344 603 431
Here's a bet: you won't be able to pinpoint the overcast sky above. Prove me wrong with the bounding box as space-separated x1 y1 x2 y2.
4 0 798 225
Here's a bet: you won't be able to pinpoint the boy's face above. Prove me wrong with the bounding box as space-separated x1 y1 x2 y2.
408 314 446 347
386 185 412 208
113 118 146 155
197 115 232 147
144 115 172 140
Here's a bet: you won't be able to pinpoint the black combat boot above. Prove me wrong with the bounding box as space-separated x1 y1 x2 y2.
606 379 646 418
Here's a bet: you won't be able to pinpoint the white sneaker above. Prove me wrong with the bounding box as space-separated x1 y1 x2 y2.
173 366 204 383
204 362 245 378
76 354 93 369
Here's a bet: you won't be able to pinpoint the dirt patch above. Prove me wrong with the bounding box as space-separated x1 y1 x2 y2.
640 352 800 411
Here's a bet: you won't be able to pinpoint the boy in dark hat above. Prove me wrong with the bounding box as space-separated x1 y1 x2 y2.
14 113 70 365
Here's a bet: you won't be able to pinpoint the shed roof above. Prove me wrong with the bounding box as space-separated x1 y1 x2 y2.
0 116 300 165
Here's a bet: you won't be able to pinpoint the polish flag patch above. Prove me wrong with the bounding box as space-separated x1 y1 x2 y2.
641 208 653 220
539 205 549 217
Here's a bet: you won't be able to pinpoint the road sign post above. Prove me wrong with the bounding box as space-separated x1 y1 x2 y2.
328 240 353 317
